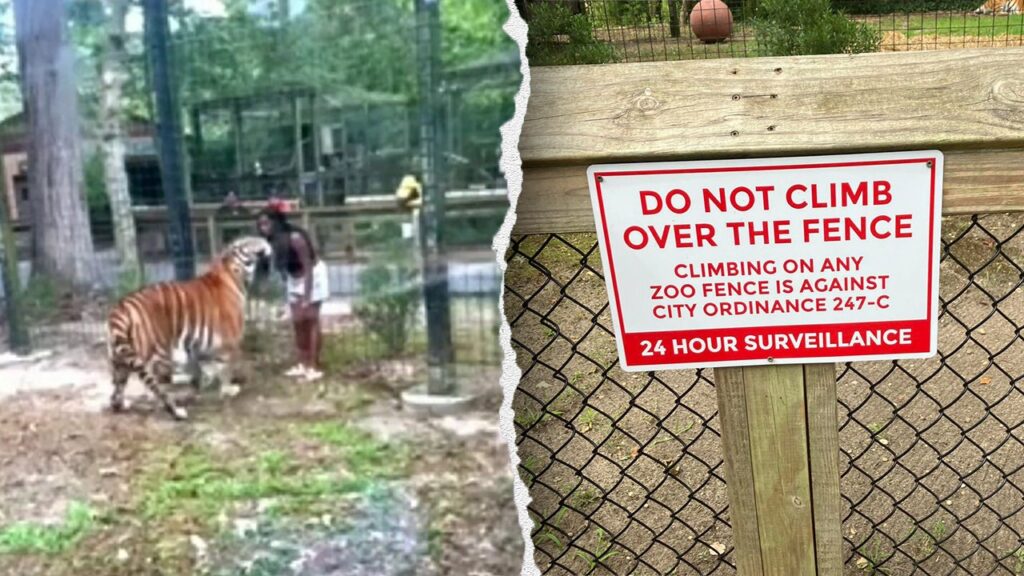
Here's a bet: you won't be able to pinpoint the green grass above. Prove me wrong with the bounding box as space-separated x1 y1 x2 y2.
0 502 98 555
1013 545 1024 575
856 536 892 575
514 407 543 429
320 312 500 369
141 422 408 528
570 486 600 510
878 14 1024 36
305 422 409 478
574 527 619 572
577 408 604 433
534 526 564 552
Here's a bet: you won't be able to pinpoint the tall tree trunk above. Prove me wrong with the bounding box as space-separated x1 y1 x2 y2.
100 0 143 292
669 0 681 36
13 0 96 288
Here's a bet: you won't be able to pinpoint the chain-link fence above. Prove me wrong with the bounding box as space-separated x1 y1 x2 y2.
506 211 1024 575
520 0 1024 65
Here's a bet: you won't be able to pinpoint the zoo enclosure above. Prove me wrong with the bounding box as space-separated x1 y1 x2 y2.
519 0 1024 65
508 47 1024 574
0 0 518 373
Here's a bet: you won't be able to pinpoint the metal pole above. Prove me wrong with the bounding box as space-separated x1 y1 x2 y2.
0 143 29 353
416 0 454 395
144 0 195 280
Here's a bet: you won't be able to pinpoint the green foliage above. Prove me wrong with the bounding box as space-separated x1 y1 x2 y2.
753 0 881 56
574 527 620 572
442 0 517 68
141 425 406 526
602 0 661 26
68 0 151 124
443 212 505 247
176 0 417 102
526 3 617 66
20 274 59 324
305 422 409 478
0 502 98 555
84 150 108 213
117 267 145 297
353 245 420 357
0 0 19 120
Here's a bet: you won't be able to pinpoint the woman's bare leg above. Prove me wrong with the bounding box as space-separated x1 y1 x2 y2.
290 302 309 368
308 303 323 370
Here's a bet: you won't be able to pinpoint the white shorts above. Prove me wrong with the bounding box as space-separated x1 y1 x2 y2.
287 260 330 305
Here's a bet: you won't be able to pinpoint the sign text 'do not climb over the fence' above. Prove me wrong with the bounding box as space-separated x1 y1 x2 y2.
587 151 944 371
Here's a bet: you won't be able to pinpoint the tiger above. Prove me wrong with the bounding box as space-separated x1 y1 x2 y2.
106 236 273 420
974 0 1023 14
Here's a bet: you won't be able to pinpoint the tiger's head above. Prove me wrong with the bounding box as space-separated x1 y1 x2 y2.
220 236 274 287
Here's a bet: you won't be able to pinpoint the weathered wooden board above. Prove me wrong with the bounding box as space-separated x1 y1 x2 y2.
513 148 1024 234
520 48 1024 166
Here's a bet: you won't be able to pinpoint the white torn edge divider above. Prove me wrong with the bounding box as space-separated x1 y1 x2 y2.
494 3 539 576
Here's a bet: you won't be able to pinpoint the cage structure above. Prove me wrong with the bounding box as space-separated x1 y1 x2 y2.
186 85 414 207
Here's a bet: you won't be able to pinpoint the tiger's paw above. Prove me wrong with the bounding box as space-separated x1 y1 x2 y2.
171 406 189 421
220 384 241 399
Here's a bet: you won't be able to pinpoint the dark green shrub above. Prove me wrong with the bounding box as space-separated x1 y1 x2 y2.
84 151 109 214
526 3 617 66
353 249 420 357
754 0 881 56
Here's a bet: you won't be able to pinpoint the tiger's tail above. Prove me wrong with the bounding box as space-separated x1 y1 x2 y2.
107 305 140 369
107 304 142 413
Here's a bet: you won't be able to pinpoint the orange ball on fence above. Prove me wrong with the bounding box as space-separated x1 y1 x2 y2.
690 0 734 44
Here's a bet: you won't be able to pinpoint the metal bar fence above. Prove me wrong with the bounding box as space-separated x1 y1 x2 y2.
506 211 1024 575
0 0 518 379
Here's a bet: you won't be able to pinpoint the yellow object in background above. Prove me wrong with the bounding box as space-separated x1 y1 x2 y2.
395 175 422 210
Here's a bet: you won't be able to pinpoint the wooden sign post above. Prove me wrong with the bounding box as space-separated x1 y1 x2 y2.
717 363 841 574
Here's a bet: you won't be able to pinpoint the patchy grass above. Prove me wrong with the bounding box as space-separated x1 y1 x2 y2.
305 421 410 478
574 527 620 572
570 486 601 510
885 14 1024 36
1013 546 1024 575
140 421 409 531
0 502 98 555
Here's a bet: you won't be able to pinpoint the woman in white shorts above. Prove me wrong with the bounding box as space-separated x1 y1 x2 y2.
257 200 328 381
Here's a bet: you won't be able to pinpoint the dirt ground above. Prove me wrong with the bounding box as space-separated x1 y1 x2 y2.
506 213 1024 575
0 328 521 576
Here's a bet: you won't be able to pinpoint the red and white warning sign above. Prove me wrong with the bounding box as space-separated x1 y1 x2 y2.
587 151 943 371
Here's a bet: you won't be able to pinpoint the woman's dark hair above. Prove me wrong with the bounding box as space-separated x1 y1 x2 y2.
258 206 317 275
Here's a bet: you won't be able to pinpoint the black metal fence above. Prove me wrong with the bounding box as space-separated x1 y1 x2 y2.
506 212 1024 575
519 0 1024 65
0 0 517 377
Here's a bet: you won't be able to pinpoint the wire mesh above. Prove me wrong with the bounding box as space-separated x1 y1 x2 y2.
519 0 1024 66
506 212 1024 575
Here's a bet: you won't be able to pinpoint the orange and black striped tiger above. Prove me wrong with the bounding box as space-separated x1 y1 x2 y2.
106 236 273 420
974 0 1023 14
